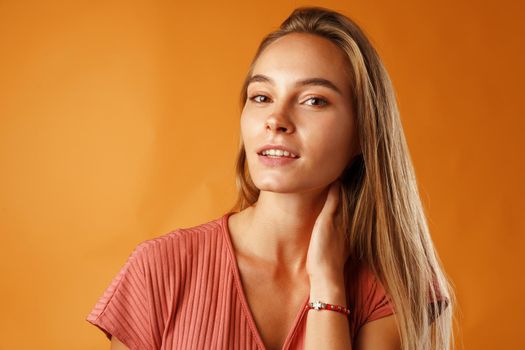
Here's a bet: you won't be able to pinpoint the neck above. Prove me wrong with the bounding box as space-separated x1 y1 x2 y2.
239 187 329 275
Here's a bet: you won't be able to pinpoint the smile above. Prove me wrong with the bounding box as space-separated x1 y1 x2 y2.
257 153 299 166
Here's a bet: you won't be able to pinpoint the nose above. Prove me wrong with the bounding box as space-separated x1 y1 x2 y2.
265 107 295 134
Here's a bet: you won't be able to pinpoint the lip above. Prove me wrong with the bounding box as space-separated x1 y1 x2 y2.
257 153 299 167
256 144 300 157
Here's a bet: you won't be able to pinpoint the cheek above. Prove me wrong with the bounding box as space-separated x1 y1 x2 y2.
306 117 356 163
239 111 260 152
239 112 251 143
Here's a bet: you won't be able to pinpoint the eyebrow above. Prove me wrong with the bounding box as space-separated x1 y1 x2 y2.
247 74 342 95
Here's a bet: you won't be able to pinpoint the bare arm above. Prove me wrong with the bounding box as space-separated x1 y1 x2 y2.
110 335 130 350
354 315 401 350
299 181 402 349
304 274 401 350
304 274 352 349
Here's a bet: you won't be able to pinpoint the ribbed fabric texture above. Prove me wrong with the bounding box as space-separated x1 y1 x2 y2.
86 211 395 350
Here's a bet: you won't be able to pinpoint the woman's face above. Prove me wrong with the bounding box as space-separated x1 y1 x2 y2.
240 32 358 194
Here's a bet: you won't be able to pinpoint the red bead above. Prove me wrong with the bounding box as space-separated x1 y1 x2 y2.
306 300 351 317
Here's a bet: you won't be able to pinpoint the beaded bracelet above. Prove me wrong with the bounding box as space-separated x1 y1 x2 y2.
306 300 351 316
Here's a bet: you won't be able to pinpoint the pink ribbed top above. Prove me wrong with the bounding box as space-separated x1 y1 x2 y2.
86 212 395 350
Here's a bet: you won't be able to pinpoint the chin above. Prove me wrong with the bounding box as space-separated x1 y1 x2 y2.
252 179 300 193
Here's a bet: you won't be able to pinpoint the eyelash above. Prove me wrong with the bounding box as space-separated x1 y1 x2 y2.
248 94 329 107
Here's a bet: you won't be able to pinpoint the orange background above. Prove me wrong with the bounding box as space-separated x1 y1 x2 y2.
1 1 523 349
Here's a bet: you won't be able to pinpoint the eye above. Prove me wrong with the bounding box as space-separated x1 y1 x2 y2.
304 96 328 107
248 94 272 104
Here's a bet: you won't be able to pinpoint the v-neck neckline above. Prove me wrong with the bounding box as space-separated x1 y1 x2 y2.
220 211 310 350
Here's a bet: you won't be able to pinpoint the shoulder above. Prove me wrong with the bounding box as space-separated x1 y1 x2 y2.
346 261 395 332
132 214 225 264
346 260 389 298
86 214 228 348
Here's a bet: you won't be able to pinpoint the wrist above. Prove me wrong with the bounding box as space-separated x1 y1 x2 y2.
309 276 347 305
308 268 345 286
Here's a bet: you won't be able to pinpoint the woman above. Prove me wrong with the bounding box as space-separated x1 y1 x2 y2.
87 6 455 350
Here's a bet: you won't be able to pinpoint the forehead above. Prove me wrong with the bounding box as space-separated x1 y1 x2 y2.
251 33 352 93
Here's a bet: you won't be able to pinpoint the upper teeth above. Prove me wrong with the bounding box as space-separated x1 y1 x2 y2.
261 149 298 158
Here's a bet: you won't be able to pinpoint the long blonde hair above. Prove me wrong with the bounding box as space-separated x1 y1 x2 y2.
230 6 456 350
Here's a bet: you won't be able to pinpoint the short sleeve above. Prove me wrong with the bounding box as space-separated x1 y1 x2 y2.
428 276 450 323
364 272 395 323
359 265 450 325
86 242 155 350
